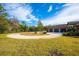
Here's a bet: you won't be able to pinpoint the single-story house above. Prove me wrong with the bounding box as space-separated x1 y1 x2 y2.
45 21 79 32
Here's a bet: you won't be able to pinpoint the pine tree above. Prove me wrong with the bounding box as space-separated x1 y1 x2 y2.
37 20 44 31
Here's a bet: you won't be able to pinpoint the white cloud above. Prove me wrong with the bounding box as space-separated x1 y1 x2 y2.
2 4 39 24
48 5 52 12
42 4 79 26
29 15 39 21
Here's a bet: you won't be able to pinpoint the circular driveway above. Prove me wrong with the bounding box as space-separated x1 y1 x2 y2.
7 33 62 39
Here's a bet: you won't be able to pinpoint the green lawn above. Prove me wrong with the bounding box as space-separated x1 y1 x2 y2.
0 34 79 56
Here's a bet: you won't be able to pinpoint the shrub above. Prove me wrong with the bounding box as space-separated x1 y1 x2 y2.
74 31 79 36
63 31 79 36
42 31 47 34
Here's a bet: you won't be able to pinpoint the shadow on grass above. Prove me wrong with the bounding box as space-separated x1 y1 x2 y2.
63 35 79 38
48 49 64 56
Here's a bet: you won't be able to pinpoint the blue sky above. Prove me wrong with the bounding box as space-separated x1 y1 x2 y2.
1 3 79 26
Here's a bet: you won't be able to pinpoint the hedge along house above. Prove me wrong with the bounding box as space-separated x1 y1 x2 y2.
45 21 79 33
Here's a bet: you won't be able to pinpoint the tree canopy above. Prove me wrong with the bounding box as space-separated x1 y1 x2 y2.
37 20 44 31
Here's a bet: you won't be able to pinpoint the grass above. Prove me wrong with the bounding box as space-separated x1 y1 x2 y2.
21 32 47 36
0 33 79 56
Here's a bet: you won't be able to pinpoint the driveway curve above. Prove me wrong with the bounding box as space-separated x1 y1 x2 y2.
7 33 62 39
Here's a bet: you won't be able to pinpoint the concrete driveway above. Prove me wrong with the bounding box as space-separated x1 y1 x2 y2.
7 32 62 39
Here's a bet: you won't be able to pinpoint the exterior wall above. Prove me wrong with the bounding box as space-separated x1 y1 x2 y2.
45 24 67 32
45 21 79 33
